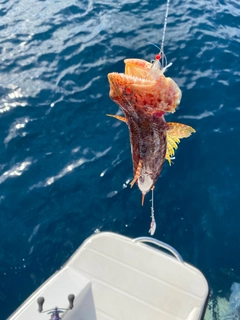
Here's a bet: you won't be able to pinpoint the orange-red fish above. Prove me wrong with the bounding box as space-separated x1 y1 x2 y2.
108 58 195 205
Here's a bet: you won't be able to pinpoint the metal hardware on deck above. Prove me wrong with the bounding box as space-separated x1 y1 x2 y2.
37 294 75 319
133 237 184 263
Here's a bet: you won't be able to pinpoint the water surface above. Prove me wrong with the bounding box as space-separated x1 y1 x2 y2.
0 0 240 318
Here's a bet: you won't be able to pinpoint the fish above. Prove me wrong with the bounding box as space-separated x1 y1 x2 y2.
107 57 195 205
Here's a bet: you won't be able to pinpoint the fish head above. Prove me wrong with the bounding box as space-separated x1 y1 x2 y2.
108 58 182 114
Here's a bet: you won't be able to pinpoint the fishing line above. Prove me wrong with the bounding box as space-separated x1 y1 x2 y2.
158 0 171 70
150 0 172 74
160 0 170 55
148 0 171 236
149 0 170 57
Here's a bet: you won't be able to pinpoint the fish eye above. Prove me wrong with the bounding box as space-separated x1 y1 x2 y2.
150 59 155 64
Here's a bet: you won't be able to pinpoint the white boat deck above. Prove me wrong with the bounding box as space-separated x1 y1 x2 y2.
9 232 209 320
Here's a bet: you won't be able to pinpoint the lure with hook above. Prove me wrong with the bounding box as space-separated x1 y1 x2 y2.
149 188 156 236
150 0 172 77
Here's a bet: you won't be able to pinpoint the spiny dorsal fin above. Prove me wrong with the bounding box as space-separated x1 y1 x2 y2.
166 122 196 165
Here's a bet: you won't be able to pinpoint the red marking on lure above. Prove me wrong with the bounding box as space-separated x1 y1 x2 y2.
155 53 161 60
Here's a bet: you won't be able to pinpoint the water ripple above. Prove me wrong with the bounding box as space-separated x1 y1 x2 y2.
30 147 111 189
0 159 32 184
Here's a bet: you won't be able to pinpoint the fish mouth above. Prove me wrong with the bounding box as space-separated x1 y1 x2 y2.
108 59 156 90
108 73 155 86
108 72 155 100
124 58 158 81
108 58 182 113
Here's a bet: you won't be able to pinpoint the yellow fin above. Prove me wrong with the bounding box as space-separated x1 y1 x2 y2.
166 122 196 165
106 114 126 122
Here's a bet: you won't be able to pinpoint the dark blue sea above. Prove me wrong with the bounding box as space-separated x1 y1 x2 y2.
0 0 240 318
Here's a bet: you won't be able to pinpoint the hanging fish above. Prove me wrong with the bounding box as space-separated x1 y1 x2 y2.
107 56 195 205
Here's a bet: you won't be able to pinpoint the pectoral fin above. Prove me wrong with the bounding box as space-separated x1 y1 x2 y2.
166 122 196 165
106 114 126 122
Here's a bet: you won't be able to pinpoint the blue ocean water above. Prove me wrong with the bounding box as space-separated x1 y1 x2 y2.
0 0 239 318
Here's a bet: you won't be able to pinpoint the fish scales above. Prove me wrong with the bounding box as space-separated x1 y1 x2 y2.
126 114 167 187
